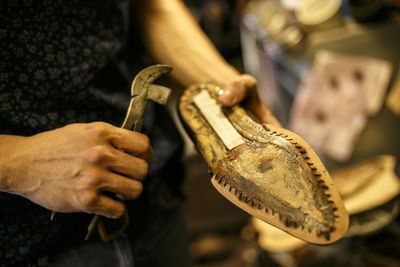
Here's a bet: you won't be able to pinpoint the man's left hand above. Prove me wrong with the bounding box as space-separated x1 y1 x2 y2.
218 74 281 126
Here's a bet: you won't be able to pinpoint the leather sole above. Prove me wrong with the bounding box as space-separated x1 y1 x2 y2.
178 83 348 244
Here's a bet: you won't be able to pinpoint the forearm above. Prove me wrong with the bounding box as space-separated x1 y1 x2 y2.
135 0 239 86
133 0 279 125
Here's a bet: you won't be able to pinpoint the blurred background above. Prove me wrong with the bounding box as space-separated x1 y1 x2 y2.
177 1 400 266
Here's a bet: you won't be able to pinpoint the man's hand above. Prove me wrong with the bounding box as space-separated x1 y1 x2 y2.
218 74 281 126
0 122 150 218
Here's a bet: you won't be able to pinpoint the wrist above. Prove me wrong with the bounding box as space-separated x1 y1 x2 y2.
190 62 240 87
0 135 27 193
214 64 241 85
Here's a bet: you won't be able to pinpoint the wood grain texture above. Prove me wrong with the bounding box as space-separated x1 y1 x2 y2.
179 83 349 244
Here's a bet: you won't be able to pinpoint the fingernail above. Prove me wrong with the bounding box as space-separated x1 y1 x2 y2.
219 89 236 105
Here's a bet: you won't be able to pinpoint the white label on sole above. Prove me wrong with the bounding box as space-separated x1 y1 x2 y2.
193 90 245 150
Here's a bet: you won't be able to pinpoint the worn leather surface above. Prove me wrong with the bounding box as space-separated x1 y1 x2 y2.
179 83 349 244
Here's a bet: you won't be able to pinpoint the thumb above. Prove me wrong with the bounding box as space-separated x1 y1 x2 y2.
218 74 257 107
217 74 281 126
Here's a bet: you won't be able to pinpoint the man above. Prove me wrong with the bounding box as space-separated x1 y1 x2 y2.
0 0 277 266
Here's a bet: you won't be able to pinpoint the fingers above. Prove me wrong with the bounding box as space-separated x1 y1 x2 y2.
76 171 142 217
95 196 125 218
110 128 152 161
100 172 143 200
82 123 148 201
83 123 152 179
218 74 281 126
80 193 126 219
77 167 144 200
108 149 149 181
83 122 152 160
218 74 257 107
75 168 143 217
83 144 150 181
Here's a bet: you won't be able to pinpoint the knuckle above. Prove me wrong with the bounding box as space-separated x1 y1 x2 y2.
81 169 102 187
77 191 98 210
91 121 109 129
86 145 110 164
86 122 109 138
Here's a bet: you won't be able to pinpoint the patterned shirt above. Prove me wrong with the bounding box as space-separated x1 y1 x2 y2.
0 0 183 265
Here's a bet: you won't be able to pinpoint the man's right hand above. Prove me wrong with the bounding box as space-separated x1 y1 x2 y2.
0 122 150 219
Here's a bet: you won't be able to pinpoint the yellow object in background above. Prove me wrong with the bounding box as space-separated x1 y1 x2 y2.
386 68 400 116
